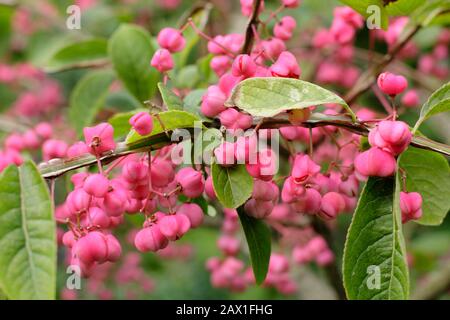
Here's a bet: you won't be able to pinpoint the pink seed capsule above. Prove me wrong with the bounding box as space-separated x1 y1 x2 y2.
291 187 322 215
401 90 420 108
34 122 53 139
214 141 236 167
291 153 321 184
67 141 89 158
83 123 115 156
244 198 274 219
217 235 240 256
270 51 301 79
269 253 290 273
176 167 205 198
282 0 300 8
377 72 407 96
354 147 397 179
62 231 76 248
368 120 411 155
75 231 109 264
105 234 121 262
318 192 346 220
151 48 174 73
400 191 423 223
205 176 217 200
201 85 227 118
103 187 128 217
83 174 109 198
129 112 153 136
274 16 297 41
86 207 111 229
134 224 168 252
157 27 186 53
231 54 257 78
151 159 175 187
177 203 204 228
158 214 191 241
66 188 91 214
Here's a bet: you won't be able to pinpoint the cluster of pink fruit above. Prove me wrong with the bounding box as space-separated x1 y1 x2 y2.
0 122 53 172
0 62 63 116
52 117 208 275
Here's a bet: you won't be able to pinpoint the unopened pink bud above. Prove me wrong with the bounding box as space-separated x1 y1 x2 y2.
83 174 109 198
157 27 186 53
319 192 346 220
151 48 174 73
134 224 168 252
129 112 153 136
400 191 423 223
354 147 397 179
368 120 411 155
159 214 191 241
177 203 204 228
176 167 205 198
401 90 420 108
67 141 89 158
377 72 407 96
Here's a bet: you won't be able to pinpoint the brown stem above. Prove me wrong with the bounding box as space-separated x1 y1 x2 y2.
344 25 421 105
241 0 263 54
37 114 450 179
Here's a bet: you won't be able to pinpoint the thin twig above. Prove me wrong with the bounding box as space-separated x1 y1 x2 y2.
241 0 263 54
37 114 450 179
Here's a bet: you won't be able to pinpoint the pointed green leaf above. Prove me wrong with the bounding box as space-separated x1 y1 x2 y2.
108 109 147 138
109 24 159 102
343 176 409 300
158 82 183 110
69 70 114 136
385 0 426 16
126 110 202 145
398 147 450 225
0 161 56 300
237 207 271 285
413 82 450 132
226 77 356 121
45 38 108 72
211 163 253 209
339 0 389 29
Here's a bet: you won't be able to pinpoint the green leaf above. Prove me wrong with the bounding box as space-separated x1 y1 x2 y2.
69 70 115 136
106 91 142 112
343 176 409 300
413 82 450 132
126 110 202 145
175 4 212 68
398 147 450 226
385 0 426 16
411 0 450 26
109 24 159 103
108 109 146 138
339 0 389 29
0 161 56 300
183 89 208 120
226 77 356 121
158 82 183 110
211 163 253 209
45 38 108 73
237 207 271 285
0 5 13 57
175 65 201 89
